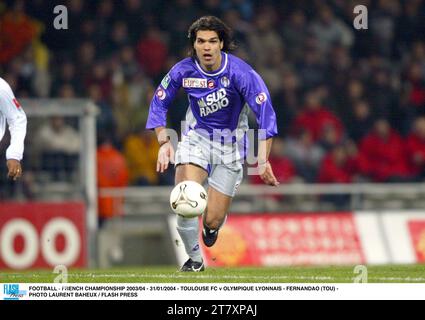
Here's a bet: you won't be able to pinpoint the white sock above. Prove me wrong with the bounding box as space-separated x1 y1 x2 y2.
176 215 203 263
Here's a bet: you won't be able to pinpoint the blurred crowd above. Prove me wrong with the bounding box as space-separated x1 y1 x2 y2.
1 0 425 192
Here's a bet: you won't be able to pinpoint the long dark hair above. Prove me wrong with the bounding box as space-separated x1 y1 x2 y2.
187 16 236 57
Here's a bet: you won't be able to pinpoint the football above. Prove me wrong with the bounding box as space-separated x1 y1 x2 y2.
170 180 207 218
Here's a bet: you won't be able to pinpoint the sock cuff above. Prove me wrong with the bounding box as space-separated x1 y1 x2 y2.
177 215 199 229
176 226 197 232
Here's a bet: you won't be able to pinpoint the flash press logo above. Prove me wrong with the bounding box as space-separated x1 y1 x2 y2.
3 284 27 300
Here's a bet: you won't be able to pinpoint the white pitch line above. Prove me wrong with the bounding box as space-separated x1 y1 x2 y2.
0 273 334 281
2 273 425 282
74 274 335 281
76 274 425 282
369 277 425 282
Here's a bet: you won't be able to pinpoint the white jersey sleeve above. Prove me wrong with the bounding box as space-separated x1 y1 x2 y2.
0 78 27 161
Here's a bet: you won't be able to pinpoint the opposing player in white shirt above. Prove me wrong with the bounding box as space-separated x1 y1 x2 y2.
0 77 27 180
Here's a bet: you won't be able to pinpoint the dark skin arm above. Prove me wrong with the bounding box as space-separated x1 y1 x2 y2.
154 126 175 173
7 159 22 181
258 138 279 186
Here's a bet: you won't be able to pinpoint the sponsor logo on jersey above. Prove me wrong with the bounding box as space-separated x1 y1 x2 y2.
208 79 215 89
255 92 267 104
183 78 207 88
197 88 229 117
161 74 171 89
156 88 166 100
220 76 230 88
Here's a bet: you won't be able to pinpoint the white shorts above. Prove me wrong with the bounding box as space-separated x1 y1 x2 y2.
175 130 243 197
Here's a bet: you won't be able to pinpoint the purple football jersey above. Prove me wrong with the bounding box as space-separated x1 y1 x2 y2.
146 52 277 140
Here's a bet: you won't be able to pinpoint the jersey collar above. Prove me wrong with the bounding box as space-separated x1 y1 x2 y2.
195 52 228 77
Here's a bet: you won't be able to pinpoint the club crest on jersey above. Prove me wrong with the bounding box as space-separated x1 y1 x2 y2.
208 80 215 89
197 88 229 117
255 92 267 104
183 78 207 88
220 76 230 88
156 88 166 100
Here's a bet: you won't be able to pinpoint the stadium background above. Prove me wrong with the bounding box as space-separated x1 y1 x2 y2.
1 0 425 282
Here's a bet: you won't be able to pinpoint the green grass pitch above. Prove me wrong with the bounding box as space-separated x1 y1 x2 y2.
1 265 425 283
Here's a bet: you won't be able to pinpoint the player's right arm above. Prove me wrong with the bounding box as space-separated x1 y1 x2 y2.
154 126 175 173
0 84 27 180
146 66 183 173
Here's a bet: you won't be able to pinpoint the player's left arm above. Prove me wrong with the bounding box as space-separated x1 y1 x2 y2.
0 90 27 180
258 137 279 186
237 68 279 186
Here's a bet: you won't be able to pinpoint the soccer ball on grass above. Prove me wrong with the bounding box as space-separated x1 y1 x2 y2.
170 180 207 218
